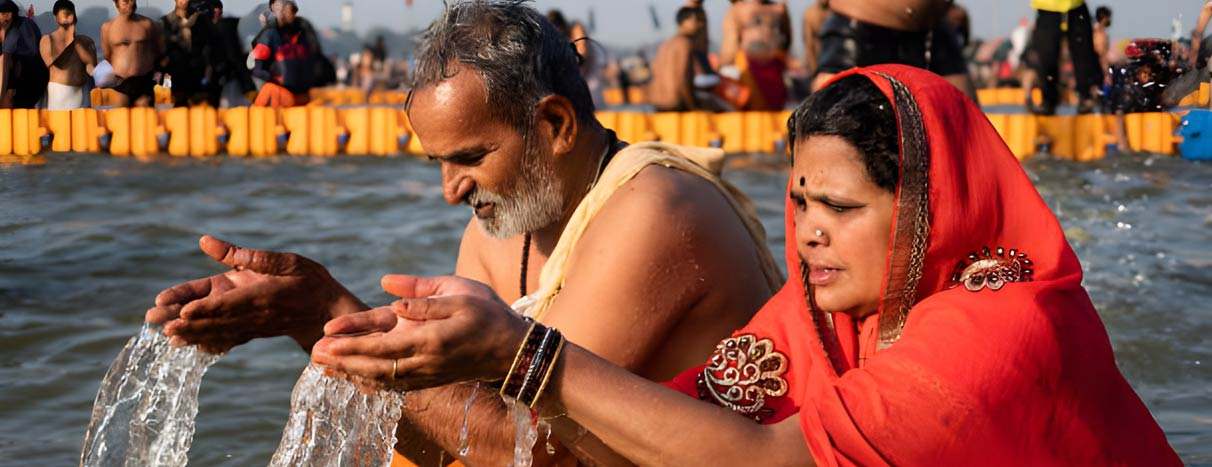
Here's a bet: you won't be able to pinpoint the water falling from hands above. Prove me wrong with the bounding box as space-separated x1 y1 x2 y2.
269 364 405 467
509 398 539 467
80 324 221 467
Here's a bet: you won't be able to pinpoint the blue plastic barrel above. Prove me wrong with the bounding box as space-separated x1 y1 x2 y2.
1179 109 1212 161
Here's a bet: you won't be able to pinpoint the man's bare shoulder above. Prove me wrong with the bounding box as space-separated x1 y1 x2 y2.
134 15 158 28
595 163 738 238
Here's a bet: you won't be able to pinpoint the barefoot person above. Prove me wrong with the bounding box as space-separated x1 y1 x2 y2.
40 0 97 110
0 0 47 109
313 65 1181 465
100 0 162 107
148 1 780 464
812 0 975 100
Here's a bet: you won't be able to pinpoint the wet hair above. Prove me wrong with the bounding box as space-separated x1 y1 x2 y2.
788 75 900 192
1095 6 1111 22
676 6 703 25
53 0 75 15
409 0 595 132
0 0 17 14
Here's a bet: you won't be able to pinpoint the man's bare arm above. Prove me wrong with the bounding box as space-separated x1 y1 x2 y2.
99 23 111 62
674 39 697 108
39 35 52 67
76 36 98 67
721 7 740 66
395 166 766 465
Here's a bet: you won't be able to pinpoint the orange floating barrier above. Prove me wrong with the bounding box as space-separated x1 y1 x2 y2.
220 107 250 157
341 107 369 155
71 108 104 153
46 110 73 152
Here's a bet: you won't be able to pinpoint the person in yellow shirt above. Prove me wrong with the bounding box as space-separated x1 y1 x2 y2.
1027 0 1103 115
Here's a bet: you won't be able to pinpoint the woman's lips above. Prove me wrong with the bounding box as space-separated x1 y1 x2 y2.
807 266 843 286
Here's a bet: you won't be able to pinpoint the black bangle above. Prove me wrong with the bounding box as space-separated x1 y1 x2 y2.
499 321 565 408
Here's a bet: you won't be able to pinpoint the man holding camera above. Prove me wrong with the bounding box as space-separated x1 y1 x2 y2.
161 0 217 107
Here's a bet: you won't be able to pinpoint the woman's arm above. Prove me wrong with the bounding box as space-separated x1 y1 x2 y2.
312 276 814 467
548 343 812 467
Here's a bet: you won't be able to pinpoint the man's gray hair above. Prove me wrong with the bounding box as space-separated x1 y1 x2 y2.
409 0 596 132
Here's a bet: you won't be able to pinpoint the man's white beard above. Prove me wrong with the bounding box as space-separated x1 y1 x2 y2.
471 148 566 239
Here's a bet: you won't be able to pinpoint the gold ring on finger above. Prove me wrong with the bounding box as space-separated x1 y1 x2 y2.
391 358 399 382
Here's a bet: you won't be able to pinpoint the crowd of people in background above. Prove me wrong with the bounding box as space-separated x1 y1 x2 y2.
0 0 337 110
0 0 1208 117
629 0 1212 118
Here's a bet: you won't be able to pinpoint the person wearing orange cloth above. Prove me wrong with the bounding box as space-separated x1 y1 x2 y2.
720 0 791 110
312 65 1181 466
250 0 314 107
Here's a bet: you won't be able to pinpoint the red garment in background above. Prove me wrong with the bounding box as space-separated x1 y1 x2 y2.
667 65 1179 465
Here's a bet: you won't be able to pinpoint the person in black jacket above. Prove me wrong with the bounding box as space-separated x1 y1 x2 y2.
209 1 254 105
161 0 216 106
250 0 316 107
0 0 48 108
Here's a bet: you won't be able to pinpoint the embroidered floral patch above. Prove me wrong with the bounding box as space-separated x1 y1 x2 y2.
952 246 1034 292
695 335 788 422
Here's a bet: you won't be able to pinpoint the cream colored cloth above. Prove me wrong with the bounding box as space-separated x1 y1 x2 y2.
46 82 86 110
513 141 784 321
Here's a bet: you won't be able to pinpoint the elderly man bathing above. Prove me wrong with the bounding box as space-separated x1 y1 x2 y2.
147 1 780 465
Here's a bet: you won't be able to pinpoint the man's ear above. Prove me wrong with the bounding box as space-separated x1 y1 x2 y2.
534 94 579 159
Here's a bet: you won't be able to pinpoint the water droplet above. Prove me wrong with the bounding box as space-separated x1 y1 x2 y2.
457 382 481 457
1117 204 1127 212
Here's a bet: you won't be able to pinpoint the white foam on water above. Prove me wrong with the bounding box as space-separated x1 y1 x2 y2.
80 324 221 467
269 363 405 467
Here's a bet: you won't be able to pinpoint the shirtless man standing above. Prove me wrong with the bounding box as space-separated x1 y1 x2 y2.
40 0 97 110
721 0 791 110
813 0 976 99
100 0 161 107
650 7 706 111
146 2 780 465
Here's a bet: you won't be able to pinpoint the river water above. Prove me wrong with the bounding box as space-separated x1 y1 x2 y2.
0 152 1208 465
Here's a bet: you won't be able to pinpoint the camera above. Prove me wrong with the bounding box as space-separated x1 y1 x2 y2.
186 0 220 17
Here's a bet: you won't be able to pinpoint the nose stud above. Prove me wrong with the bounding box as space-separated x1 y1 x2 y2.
815 229 824 238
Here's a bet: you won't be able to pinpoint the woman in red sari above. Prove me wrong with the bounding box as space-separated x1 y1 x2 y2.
313 65 1180 465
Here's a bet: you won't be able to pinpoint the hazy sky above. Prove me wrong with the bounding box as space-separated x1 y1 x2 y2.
58 0 1202 49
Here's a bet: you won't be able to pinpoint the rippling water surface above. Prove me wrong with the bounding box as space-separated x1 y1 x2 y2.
1 152 1208 465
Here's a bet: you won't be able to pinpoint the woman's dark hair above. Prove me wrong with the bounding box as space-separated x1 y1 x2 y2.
788 74 900 192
